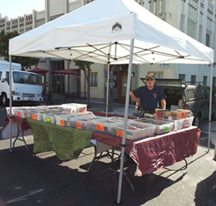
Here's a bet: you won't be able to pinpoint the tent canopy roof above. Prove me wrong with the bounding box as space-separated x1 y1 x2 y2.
9 0 214 65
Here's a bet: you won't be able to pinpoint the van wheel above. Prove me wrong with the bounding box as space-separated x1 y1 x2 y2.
193 115 200 127
2 93 9 107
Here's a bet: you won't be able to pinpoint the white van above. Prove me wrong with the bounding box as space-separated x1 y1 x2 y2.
0 60 43 106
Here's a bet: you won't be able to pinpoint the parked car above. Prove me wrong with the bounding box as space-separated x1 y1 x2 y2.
140 78 216 127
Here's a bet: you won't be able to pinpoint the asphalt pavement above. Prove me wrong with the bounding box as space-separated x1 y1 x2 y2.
0 101 216 206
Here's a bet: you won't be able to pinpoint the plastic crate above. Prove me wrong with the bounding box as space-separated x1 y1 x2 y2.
61 103 87 112
68 112 95 119
172 119 185 130
70 116 104 130
136 118 174 134
61 105 77 114
41 113 57 124
91 117 125 134
112 120 156 140
182 117 194 128
37 106 64 113
55 114 82 127
29 110 44 121
154 117 185 131
15 108 30 118
6 107 18 115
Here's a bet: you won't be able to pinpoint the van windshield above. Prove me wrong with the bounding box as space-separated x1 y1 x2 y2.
13 71 42 86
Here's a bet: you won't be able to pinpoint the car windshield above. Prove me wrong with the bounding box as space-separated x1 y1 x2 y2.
13 71 42 86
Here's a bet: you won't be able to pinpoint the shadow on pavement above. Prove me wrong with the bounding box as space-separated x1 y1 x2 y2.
194 171 216 206
0 144 186 206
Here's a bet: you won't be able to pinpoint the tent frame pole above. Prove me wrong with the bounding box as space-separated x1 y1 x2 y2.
105 44 112 117
9 55 13 153
117 39 134 204
105 62 110 117
208 63 213 152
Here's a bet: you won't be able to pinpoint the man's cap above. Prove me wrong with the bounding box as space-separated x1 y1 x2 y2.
146 73 154 80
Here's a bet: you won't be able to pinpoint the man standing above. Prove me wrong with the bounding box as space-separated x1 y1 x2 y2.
130 74 166 115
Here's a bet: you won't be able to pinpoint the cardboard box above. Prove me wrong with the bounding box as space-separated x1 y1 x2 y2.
171 111 185 119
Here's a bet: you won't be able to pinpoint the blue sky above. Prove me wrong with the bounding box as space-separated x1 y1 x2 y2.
0 0 45 19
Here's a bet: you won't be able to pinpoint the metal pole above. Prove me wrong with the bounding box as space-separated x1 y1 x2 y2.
46 58 52 104
208 64 213 152
117 39 134 204
105 62 110 117
9 55 13 152
105 44 112 117
46 0 52 105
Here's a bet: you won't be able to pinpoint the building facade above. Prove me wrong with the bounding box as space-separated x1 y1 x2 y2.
0 0 216 102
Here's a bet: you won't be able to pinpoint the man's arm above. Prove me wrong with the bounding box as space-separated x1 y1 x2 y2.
129 91 140 106
160 98 166 110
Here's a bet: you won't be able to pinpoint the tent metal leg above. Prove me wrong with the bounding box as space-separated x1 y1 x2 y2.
87 146 114 173
101 147 119 175
164 158 188 172
12 123 28 152
123 171 134 195
91 146 135 195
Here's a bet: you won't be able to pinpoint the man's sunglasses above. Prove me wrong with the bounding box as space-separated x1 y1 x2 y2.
146 78 154 81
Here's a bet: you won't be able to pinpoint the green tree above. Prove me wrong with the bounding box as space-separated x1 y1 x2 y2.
74 60 94 106
0 30 39 69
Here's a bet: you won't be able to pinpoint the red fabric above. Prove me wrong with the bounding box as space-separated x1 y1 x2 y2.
90 127 200 175
3 115 30 131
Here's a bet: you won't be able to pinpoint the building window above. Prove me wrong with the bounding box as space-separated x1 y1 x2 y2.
191 75 196 84
206 33 210 47
51 60 64 71
148 72 163 79
179 74 185 81
90 72 98 87
203 76 207 85
199 25 203 43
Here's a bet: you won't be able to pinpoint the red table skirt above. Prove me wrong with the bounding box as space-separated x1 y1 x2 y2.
3 115 30 131
91 126 200 175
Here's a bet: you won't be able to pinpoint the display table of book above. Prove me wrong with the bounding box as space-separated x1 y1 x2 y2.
90 126 201 176
3 116 94 160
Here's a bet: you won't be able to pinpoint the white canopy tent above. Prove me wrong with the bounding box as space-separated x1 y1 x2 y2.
9 0 214 203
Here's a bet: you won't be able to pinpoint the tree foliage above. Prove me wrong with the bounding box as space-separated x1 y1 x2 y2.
0 30 39 70
74 60 94 106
